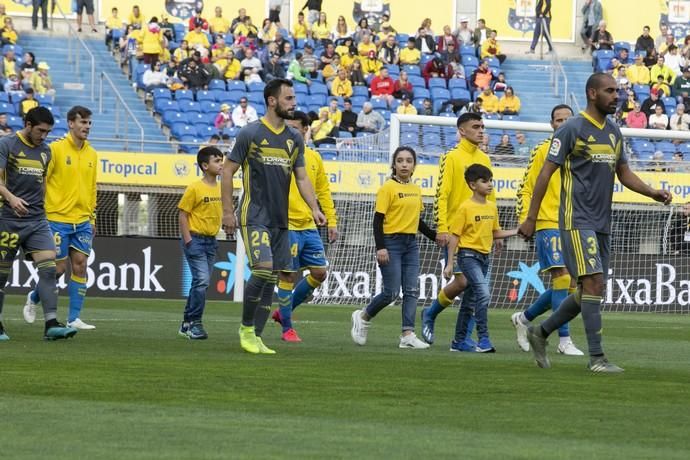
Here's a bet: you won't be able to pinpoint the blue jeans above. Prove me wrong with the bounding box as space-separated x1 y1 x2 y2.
182 234 218 322
365 234 420 332
454 249 491 341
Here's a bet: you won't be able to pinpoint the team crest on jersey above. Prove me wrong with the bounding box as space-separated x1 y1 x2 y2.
548 139 561 157
286 139 294 153
40 152 47 166
609 133 617 147
588 258 597 268
0 250 7 260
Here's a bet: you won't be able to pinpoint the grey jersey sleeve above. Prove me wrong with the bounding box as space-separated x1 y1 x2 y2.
546 121 578 166
0 138 9 170
228 124 253 165
613 124 628 166
293 134 305 169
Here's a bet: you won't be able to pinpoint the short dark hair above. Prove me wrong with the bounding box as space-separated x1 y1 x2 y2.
550 104 573 121
67 105 93 122
457 112 482 128
585 72 614 95
197 146 223 168
209 134 221 141
25 106 54 127
291 110 310 128
343 98 352 104
221 134 231 140
464 163 492 184
263 77 293 105
475 96 483 103
25 87 34 94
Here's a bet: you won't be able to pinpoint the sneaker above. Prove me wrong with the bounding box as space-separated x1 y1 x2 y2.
557 339 584 356
525 49 535 54
399 333 430 349
187 321 208 340
281 328 302 342
526 326 550 368
239 325 260 354
67 318 96 330
178 322 190 339
350 309 370 345
420 307 435 344
588 356 624 373
23 291 38 324
44 323 78 341
271 309 283 326
511 312 530 352
476 337 496 353
255 337 276 354
0 322 9 341
464 336 477 349
450 340 476 352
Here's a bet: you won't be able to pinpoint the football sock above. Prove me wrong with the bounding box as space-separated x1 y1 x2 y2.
580 294 604 356
427 288 453 318
68 274 87 323
254 276 276 337
241 269 273 327
0 268 7 316
30 288 40 304
540 293 581 337
291 274 321 311
277 279 294 332
551 274 571 338
36 259 58 322
524 289 552 322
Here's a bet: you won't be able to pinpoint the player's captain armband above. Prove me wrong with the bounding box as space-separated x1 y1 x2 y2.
548 139 561 157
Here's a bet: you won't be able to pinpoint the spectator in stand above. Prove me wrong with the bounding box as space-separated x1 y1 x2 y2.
1 17 17 45
670 103 690 131
377 21 396 44
185 20 211 50
211 35 230 63
362 50 382 77
288 52 312 87
321 54 340 85
259 18 278 44
320 42 337 69
265 52 286 82
332 15 350 45
617 48 632 65
421 98 434 115
188 8 208 32
142 18 165 66
174 40 192 63
370 66 395 108
682 36 690 61
393 70 413 99
440 41 458 64
311 12 332 45
128 5 145 29
472 19 492 46
665 45 686 75
240 48 263 80
75 0 97 32
357 32 377 58
0 46 16 79
422 57 447 84
498 86 521 115
230 8 247 31
18 88 38 117
635 25 655 56
628 54 651 85
179 58 210 90
217 49 241 81
209 6 230 35
354 17 371 44
357 102 385 133
607 57 624 76
659 33 676 55
32 0 49 31
322 98 342 128
331 67 353 97
30 62 55 97
349 58 367 87
454 17 473 46
580 0 602 51
293 11 309 40
471 59 493 91
648 104 669 129
160 14 175 43
494 134 515 155
339 98 359 136
481 30 507 64
480 87 499 114
301 0 323 26
419 18 434 36
273 30 287 55
214 103 233 130
673 67 690 98
479 132 491 153
280 41 295 66
514 132 530 156
590 20 613 52
493 72 508 92
527 0 552 54
233 16 258 38
446 51 465 81
396 94 417 115
400 37 421 65
142 61 168 92
641 91 666 118
339 38 356 69
655 23 669 50
105 7 122 48
378 34 400 66
20 52 36 84
0 113 11 137
231 97 258 127
438 25 459 53
415 27 436 55
651 55 676 84
311 109 336 146
625 101 647 128
652 75 671 97
301 44 319 78
207 133 221 145
617 87 635 121
4 72 25 100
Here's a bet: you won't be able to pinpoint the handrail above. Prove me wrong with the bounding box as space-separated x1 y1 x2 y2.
568 91 582 112
98 71 145 152
538 17 568 104
53 2 96 101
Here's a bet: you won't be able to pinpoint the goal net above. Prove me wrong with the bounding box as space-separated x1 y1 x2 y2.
312 114 690 313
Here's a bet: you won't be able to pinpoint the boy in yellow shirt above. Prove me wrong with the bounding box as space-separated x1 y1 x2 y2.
445 164 517 352
177 147 224 340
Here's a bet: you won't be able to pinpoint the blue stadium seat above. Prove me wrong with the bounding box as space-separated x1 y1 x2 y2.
226 80 247 92
175 90 194 102
396 33 409 43
633 84 650 99
247 93 265 105
293 82 309 94
196 124 216 139
223 90 243 103
0 102 15 115
319 148 338 161
614 41 631 55
200 101 220 113
45 106 61 119
208 79 226 91
306 94 326 107
401 65 421 76
162 110 185 126
484 57 500 69
450 88 471 100
428 77 447 89
460 45 476 57
656 141 677 154
248 81 266 93
178 135 203 154
350 95 367 107
179 101 202 114
196 90 215 103
461 55 478 67
7 115 22 129
223 126 239 138
50 127 67 138
678 143 690 158
187 113 205 125
663 96 677 113
408 75 426 89
153 88 172 101
593 49 614 72
352 86 369 97
420 54 435 67
449 79 468 90
172 123 198 139
310 82 328 95
370 96 388 110
0 93 8 104
35 94 54 105
430 88 450 101
172 23 186 40
503 114 521 122
155 99 179 115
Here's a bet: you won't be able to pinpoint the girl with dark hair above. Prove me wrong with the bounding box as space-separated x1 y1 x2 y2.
350 147 437 349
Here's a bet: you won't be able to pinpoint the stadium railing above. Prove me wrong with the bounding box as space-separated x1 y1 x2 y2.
98 71 145 152
54 1 95 101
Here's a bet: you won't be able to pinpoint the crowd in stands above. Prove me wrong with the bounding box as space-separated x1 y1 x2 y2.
101 4 521 154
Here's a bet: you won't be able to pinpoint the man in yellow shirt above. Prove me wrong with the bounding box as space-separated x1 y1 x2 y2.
330 67 353 97
396 94 417 114
310 109 336 146
209 6 230 35
322 98 342 126
128 5 144 29
272 111 338 342
399 38 421 65
480 87 499 114
512 104 584 356
24 106 98 330
626 54 650 85
357 32 377 58
421 112 496 345
184 24 211 50
292 11 309 39
105 7 123 48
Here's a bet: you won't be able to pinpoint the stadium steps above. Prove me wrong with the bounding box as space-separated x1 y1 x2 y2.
17 35 172 153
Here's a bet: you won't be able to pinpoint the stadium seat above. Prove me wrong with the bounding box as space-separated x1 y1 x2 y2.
460 45 476 57
430 88 450 101
223 126 239 138
187 112 206 125
7 115 22 129
248 81 266 93
196 90 215 103
225 90 244 103
503 114 520 122
663 97 677 113
45 106 61 119
172 123 198 139
179 101 202 114
50 127 67 138
293 82 309 95
0 93 8 104
678 143 690 157
172 23 186 40
162 110 185 126
306 94 326 107
152 88 172 101
614 41 631 55
319 148 338 160
200 101 220 113
174 90 194 102
155 99 179 115
450 88 471 100
632 84 650 99
227 80 247 92
461 55 479 67
352 86 369 98
407 75 425 89
310 82 328 95
484 57 500 69
428 77 447 89
593 49 614 72
196 124 216 139
370 97 388 110
396 33 409 43
208 79 226 91
449 79 468 90
420 54 435 67
247 93 265 105
35 94 55 105
0 102 15 115
656 141 677 155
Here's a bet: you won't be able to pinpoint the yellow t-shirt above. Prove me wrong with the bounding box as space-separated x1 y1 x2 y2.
396 104 418 115
450 199 500 254
209 17 230 34
311 23 331 40
335 45 350 57
482 93 499 112
3 57 15 78
293 22 309 39
321 108 342 126
331 76 353 97
357 42 376 57
311 119 335 141
184 30 210 49
142 30 163 54
340 53 356 70
399 47 421 65
128 13 145 29
174 47 192 62
178 179 222 237
106 16 122 30
288 147 337 230
515 138 560 231
222 58 241 79
375 178 423 235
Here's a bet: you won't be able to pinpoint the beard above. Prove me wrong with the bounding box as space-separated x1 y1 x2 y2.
275 105 294 120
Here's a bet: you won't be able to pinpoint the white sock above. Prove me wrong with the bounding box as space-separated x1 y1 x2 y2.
519 312 530 325
559 336 571 346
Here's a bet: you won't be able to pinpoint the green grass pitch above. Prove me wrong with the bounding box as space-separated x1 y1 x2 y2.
2 295 690 459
